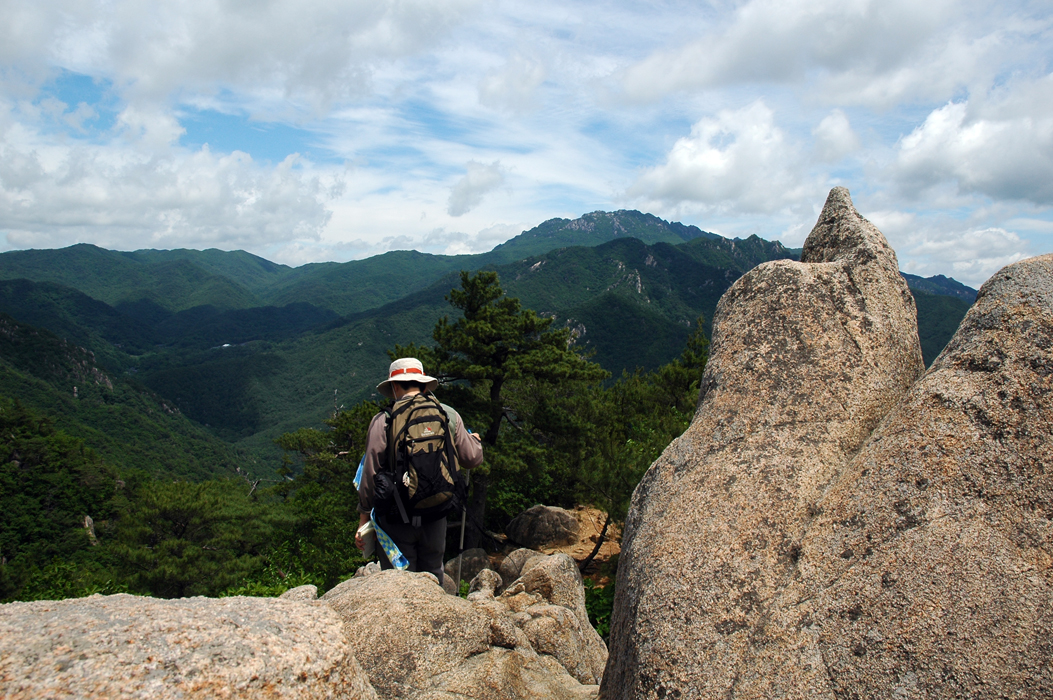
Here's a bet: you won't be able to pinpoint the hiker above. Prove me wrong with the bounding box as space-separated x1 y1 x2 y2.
355 357 483 583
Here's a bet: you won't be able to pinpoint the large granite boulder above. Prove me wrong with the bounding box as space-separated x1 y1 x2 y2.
503 553 608 684
507 505 581 548
0 593 377 699
792 253 1053 698
444 547 494 587
499 547 546 591
1 551 605 700
323 570 492 695
602 187 925 698
324 557 606 698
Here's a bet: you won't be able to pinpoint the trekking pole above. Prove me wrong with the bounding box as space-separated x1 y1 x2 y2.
456 470 469 588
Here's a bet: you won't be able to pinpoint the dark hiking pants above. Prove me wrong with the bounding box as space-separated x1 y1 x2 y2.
375 514 447 584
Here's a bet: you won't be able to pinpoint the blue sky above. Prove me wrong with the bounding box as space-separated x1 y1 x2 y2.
1 0 1051 287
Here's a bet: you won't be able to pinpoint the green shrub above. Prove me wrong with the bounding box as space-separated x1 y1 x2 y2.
584 577 616 640
15 558 129 601
109 478 288 598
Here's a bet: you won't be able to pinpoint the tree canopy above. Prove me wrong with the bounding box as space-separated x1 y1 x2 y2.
1 271 709 601
396 270 609 547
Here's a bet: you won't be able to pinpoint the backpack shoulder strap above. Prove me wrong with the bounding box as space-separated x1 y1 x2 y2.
383 399 413 525
438 401 460 474
382 402 398 473
440 403 458 439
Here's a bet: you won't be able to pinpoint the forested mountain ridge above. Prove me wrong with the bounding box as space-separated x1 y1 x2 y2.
497 236 796 370
0 213 974 470
0 244 260 312
483 209 720 264
0 210 722 318
0 313 242 479
121 247 291 296
900 272 978 302
192 234 801 454
0 279 157 368
0 204 979 610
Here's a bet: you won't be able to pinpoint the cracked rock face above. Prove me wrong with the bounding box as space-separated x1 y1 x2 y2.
601 187 925 699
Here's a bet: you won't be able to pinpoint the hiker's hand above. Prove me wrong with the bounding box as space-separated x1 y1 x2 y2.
355 512 370 551
469 432 481 443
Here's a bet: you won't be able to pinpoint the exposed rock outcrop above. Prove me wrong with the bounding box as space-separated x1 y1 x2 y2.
280 584 318 601
507 505 581 548
602 187 926 698
323 570 493 695
1 551 606 699
602 187 1052 699
324 554 605 698
504 553 608 684
499 547 546 591
0 593 377 699
793 252 1053 698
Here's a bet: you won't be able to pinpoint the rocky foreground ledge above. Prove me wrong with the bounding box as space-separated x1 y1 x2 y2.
0 553 603 699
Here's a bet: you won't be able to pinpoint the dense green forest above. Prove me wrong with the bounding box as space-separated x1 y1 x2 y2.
0 270 706 603
0 213 806 467
0 209 976 607
0 314 243 479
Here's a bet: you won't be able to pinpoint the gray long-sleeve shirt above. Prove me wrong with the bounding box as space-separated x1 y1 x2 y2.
357 394 483 514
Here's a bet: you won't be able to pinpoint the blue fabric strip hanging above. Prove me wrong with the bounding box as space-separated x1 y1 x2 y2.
354 456 409 570
371 510 409 570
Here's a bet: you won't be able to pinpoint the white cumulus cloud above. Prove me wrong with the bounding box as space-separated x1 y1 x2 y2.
0 0 1049 283
447 160 506 217
618 0 957 101
813 109 860 162
892 91 1053 205
3 0 481 112
906 227 1028 287
626 101 816 215
866 208 1031 287
0 110 339 254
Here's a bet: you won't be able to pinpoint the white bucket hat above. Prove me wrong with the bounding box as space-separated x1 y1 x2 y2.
376 357 439 399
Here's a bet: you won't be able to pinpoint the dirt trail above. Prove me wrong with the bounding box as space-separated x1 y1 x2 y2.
538 505 620 563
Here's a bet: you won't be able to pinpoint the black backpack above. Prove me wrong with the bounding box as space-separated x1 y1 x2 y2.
374 393 466 526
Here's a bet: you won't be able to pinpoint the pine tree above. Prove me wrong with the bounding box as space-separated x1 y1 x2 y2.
397 270 607 548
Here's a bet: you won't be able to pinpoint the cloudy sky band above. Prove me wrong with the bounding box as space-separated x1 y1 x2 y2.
0 0 1050 286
